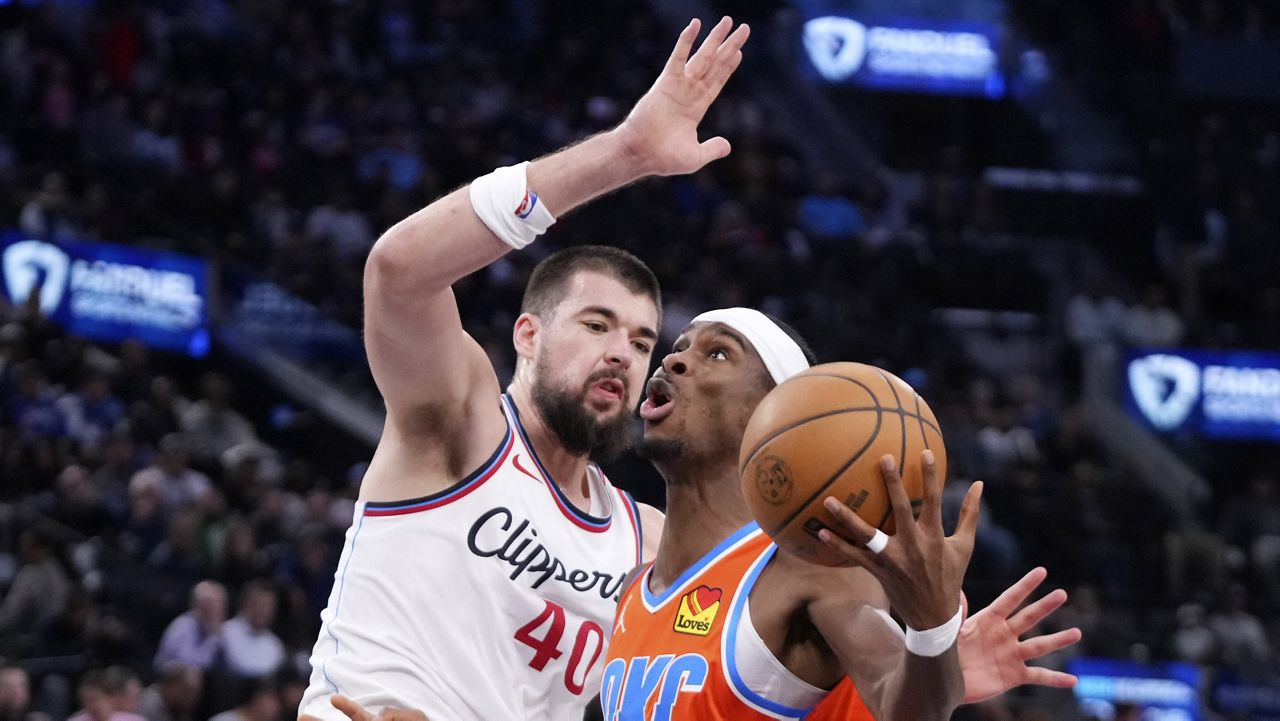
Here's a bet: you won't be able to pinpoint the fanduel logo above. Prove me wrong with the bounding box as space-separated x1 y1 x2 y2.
804 16 867 81
3 240 69 315
1129 354 1201 430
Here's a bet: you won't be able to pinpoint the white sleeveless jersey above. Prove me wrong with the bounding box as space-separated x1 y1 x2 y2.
299 395 644 721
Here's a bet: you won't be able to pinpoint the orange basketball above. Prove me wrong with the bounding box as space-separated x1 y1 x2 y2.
739 362 947 566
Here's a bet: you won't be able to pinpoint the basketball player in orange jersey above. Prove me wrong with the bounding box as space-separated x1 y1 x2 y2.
597 308 1083 720
298 17 752 721
321 311 1083 721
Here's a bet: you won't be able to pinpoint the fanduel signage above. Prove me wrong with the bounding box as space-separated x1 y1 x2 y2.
1069 658 1201 721
1 232 210 357
801 14 1002 97
1125 349 1280 442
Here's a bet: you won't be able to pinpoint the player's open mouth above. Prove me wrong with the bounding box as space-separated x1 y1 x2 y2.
640 377 675 422
590 378 624 401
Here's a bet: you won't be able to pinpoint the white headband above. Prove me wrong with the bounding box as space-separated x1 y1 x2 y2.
690 308 810 384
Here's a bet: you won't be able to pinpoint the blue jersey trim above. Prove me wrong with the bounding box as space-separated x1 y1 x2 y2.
640 522 760 611
723 544 814 719
323 512 367 692
502 394 613 529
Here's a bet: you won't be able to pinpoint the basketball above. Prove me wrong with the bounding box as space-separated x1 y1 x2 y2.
738 362 947 566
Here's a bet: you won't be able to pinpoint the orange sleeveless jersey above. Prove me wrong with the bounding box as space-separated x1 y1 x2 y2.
600 523 874 721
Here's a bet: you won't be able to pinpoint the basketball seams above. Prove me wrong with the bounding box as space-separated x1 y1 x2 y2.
878 369 908 532
744 364 946 544
764 404 885 537
739 405 881 474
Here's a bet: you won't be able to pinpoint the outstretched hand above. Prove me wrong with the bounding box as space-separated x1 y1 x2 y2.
615 17 751 177
818 451 981 631
298 695 431 721
958 567 1083 703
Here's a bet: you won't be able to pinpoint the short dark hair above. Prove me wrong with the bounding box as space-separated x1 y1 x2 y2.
521 246 661 323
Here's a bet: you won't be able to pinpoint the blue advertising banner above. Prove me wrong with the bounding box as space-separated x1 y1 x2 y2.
795 2 1005 98
1 232 210 357
1068 658 1201 721
1125 349 1280 442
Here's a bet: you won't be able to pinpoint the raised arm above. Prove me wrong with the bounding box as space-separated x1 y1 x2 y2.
363 17 750 439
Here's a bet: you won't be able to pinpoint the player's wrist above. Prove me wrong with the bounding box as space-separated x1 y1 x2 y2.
607 122 659 179
905 605 964 658
469 161 557 250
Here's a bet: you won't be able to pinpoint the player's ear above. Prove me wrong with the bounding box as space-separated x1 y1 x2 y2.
513 312 541 362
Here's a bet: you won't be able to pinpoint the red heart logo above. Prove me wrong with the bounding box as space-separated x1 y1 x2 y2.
690 585 722 615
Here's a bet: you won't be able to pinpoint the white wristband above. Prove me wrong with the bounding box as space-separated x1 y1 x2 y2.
904 605 963 658
468 161 557 250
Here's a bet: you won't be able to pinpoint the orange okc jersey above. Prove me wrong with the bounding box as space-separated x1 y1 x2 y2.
601 523 873 721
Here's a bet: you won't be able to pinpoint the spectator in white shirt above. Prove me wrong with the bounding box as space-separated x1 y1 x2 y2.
220 580 284 679
154 581 227 672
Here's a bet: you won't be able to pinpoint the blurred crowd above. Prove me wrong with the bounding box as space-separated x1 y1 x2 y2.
0 1 1277 721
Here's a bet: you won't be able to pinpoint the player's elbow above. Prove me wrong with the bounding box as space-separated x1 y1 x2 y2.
366 228 432 297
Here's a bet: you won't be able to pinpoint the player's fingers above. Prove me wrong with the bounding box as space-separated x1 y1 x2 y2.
698 136 732 165
708 25 750 86
1019 628 1083 660
879 455 917 534
687 16 734 77
664 19 702 74
920 449 944 528
817 526 881 570
823 495 879 543
1022 666 1079 689
331 695 373 721
1009 587 1068 636
706 48 744 93
988 566 1048 619
953 480 984 547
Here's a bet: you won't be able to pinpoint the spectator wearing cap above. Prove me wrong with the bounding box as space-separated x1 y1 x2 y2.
220 581 284 680
154 581 227 672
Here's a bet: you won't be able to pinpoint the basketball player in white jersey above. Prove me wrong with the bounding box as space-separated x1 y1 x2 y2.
298 16 752 721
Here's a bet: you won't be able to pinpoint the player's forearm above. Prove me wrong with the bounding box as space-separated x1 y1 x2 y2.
366 129 648 300
526 129 651 218
873 647 965 721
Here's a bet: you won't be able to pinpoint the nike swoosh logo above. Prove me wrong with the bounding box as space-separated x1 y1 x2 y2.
512 454 541 483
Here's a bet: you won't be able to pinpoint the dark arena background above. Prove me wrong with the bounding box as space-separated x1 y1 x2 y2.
0 1 1277 720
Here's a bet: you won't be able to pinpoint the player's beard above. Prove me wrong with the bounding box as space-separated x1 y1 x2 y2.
531 362 633 464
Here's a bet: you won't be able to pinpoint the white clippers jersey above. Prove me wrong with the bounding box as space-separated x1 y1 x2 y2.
300 395 644 721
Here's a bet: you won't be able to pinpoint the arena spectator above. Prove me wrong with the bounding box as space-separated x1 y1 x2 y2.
128 436 210 514
206 679 278 721
135 664 201 721
0 529 72 644
179 375 256 465
153 581 227 673
0 667 45 721
220 581 284 680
